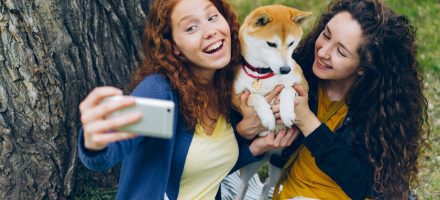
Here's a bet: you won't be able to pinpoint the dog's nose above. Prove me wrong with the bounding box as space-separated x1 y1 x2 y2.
280 67 291 74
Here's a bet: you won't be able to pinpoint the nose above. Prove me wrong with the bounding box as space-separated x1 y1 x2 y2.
317 44 330 60
203 24 217 39
280 67 291 75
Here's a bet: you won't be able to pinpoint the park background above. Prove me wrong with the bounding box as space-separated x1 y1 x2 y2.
0 0 437 199
78 0 439 199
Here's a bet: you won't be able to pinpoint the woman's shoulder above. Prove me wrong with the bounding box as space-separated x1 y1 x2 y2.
137 73 171 88
131 73 173 100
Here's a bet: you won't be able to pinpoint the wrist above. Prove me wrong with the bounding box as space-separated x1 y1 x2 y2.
297 111 321 137
249 142 265 156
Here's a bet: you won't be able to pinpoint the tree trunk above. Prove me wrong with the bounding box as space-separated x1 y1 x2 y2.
0 0 149 199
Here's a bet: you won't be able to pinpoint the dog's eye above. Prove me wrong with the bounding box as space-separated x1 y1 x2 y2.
288 41 294 47
267 42 277 48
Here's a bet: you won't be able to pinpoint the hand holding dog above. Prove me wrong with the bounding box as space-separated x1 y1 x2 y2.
79 87 141 151
249 128 300 156
292 85 321 137
236 85 284 139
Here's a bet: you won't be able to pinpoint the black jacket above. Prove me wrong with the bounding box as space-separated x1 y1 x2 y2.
272 80 375 200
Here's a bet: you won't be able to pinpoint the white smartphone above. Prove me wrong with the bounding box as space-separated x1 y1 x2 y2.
101 96 175 139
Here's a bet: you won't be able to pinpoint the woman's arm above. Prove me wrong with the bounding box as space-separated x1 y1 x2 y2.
78 74 173 171
303 124 373 199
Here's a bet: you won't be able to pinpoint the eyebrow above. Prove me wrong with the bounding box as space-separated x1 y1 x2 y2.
178 4 214 26
325 25 354 56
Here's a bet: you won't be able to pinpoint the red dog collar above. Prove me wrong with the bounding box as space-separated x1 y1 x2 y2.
242 60 275 80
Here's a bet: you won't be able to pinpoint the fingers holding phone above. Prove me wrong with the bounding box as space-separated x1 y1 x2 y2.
80 87 141 151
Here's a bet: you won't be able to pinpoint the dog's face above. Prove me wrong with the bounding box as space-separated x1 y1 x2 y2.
239 5 311 75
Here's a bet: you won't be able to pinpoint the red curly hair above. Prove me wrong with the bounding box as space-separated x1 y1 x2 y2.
133 0 241 131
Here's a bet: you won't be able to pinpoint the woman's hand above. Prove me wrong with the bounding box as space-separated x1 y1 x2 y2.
249 127 300 156
79 87 142 151
292 85 321 137
236 85 284 139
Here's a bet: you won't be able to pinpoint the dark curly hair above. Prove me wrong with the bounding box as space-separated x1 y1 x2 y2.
293 0 429 198
132 0 241 130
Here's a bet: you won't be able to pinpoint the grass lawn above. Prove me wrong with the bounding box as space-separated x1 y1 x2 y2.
75 0 440 199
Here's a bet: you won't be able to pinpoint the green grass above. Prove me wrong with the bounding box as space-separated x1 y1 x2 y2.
73 186 117 200
232 0 440 199
76 0 440 199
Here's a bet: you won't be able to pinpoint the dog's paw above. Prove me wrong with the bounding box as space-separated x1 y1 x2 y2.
258 130 270 137
260 113 276 130
280 110 295 127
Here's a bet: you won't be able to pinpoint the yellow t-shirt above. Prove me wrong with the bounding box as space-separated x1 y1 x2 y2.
177 115 239 200
276 84 350 200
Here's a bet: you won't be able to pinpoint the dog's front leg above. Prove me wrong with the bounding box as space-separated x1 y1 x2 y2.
279 86 296 127
248 93 276 133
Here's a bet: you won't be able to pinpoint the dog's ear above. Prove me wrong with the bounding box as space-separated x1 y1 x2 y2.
291 10 312 24
253 14 272 27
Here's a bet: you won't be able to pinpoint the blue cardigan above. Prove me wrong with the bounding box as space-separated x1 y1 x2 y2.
78 74 260 200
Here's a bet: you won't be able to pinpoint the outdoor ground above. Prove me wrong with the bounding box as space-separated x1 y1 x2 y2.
75 0 439 199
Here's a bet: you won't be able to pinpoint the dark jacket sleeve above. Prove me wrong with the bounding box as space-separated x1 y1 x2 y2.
78 74 173 172
303 123 373 200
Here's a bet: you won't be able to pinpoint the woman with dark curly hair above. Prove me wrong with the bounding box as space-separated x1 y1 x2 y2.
77 0 296 199
271 0 429 199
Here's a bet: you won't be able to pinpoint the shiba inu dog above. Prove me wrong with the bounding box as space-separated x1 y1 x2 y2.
234 5 311 200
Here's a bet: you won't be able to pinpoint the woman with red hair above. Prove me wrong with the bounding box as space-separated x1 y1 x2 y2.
77 0 296 199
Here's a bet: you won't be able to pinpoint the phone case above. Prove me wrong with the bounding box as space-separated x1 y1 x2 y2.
102 96 175 139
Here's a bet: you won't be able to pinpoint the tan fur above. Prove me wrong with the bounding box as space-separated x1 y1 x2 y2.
234 5 312 200
240 5 307 50
234 5 310 108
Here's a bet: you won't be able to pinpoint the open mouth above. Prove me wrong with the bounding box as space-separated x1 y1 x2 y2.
203 40 224 54
318 60 333 69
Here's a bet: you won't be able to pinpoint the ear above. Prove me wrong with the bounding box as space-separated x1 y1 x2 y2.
357 69 364 76
173 45 180 56
253 14 272 27
292 10 312 24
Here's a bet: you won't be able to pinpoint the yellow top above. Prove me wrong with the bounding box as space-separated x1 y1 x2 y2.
276 84 350 200
177 115 239 200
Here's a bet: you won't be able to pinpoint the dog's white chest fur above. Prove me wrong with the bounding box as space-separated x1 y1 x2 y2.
234 65 301 132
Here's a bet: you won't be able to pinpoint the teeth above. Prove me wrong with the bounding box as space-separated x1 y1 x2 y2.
205 41 222 52
319 60 331 68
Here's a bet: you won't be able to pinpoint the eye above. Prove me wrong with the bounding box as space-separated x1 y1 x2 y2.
323 32 330 39
186 25 198 32
338 48 347 57
288 41 294 47
208 14 218 21
267 42 277 48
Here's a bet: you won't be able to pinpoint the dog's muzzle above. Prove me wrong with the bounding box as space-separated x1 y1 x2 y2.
280 67 291 75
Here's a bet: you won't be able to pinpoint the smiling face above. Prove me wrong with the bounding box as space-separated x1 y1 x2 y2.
312 11 364 85
171 0 231 80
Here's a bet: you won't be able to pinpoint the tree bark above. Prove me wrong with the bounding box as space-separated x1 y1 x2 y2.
0 0 149 199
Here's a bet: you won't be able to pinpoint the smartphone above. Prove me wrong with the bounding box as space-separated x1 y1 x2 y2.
101 96 175 139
